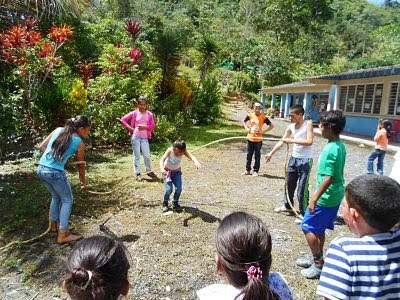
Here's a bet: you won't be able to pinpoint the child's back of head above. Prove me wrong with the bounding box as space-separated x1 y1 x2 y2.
319 110 346 135
216 212 278 300
346 174 400 232
63 236 130 300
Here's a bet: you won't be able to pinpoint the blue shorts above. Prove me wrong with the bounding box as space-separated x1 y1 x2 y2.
301 205 340 235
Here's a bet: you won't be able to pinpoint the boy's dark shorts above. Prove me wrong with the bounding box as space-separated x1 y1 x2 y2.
301 205 340 235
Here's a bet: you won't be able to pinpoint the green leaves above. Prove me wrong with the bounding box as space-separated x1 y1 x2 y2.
196 35 219 81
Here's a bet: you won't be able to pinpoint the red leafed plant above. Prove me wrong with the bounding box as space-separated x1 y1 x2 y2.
77 62 95 88
129 48 143 65
124 20 141 42
0 18 74 131
50 24 73 43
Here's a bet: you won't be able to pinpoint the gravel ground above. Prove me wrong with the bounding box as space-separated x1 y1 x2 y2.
0 106 395 300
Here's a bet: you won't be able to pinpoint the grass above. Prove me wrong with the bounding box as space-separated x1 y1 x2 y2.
180 120 246 149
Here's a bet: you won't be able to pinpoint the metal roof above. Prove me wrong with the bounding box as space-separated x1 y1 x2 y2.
262 81 331 93
308 64 400 81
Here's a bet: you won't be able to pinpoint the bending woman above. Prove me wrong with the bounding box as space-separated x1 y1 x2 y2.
37 116 91 244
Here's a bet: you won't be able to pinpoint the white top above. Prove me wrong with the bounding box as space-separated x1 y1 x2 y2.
197 272 293 300
290 121 313 159
164 148 183 171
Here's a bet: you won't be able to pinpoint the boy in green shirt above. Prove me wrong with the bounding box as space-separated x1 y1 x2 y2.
297 110 347 279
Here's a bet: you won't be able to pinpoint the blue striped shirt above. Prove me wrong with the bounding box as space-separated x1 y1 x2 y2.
317 230 400 300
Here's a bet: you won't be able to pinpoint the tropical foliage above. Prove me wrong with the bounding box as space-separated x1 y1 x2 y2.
1 0 400 160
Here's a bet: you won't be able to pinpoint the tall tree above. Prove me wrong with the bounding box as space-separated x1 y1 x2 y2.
154 29 184 98
197 35 219 82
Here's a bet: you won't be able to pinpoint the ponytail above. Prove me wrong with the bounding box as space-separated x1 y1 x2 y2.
237 265 278 300
240 277 277 300
50 116 91 161
63 268 101 299
380 120 393 139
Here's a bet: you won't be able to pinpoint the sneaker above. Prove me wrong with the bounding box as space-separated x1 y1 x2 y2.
301 262 322 279
135 174 142 181
162 203 169 213
172 202 182 211
296 257 312 268
147 171 157 178
242 171 251 175
274 206 291 213
252 172 259 177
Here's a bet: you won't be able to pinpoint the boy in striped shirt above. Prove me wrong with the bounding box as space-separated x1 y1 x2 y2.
318 174 400 299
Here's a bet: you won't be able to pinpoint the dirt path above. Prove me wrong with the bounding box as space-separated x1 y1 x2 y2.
0 105 395 299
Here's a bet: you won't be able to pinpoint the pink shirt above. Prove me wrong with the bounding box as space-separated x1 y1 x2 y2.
121 109 155 139
374 128 389 151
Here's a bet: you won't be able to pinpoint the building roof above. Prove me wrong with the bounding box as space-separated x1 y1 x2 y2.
262 81 331 94
308 64 400 82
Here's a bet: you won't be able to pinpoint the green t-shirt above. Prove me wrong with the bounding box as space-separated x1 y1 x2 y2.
316 140 346 207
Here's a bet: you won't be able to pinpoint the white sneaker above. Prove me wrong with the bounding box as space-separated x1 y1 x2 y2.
252 172 259 177
274 206 291 213
242 171 251 176
295 218 303 224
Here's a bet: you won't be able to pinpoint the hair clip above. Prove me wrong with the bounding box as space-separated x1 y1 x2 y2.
246 265 263 280
82 270 93 290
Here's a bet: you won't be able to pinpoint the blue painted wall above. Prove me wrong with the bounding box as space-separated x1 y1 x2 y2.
344 116 400 141
344 115 379 137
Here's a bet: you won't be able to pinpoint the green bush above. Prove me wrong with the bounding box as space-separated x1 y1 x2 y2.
190 77 222 125
33 79 65 130
153 115 179 145
85 98 132 144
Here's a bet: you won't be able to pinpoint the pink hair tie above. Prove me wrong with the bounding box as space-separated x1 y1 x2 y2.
247 266 263 280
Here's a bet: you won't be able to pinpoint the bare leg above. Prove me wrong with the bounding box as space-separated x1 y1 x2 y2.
303 230 325 266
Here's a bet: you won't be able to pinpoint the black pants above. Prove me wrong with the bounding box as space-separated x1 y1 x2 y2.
246 141 263 172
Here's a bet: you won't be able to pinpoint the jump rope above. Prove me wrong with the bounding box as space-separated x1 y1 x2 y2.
0 136 301 251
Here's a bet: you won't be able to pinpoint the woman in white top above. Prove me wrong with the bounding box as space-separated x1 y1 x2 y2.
197 212 293 300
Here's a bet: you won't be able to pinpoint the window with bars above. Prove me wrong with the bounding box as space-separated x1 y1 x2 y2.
388 82 400 116
338 84 382 115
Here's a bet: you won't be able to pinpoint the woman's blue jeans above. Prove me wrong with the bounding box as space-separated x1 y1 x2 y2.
37 165 73 230
131 136 152 175
163 171 182 204
367 149 386 175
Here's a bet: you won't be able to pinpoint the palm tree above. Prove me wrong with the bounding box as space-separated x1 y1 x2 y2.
0 0 91 24
154 29 184 98
197 35 219 82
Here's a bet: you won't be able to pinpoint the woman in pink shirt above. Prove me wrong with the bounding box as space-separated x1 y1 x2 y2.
121 96 156 179
367 119 392 175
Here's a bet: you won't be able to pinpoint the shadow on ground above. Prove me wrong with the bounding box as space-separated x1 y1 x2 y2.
180 206 222 227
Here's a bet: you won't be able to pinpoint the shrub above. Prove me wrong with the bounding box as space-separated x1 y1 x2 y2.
153 115 179 145
62 79 88 117
85 98 132 144
190 77 222 125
